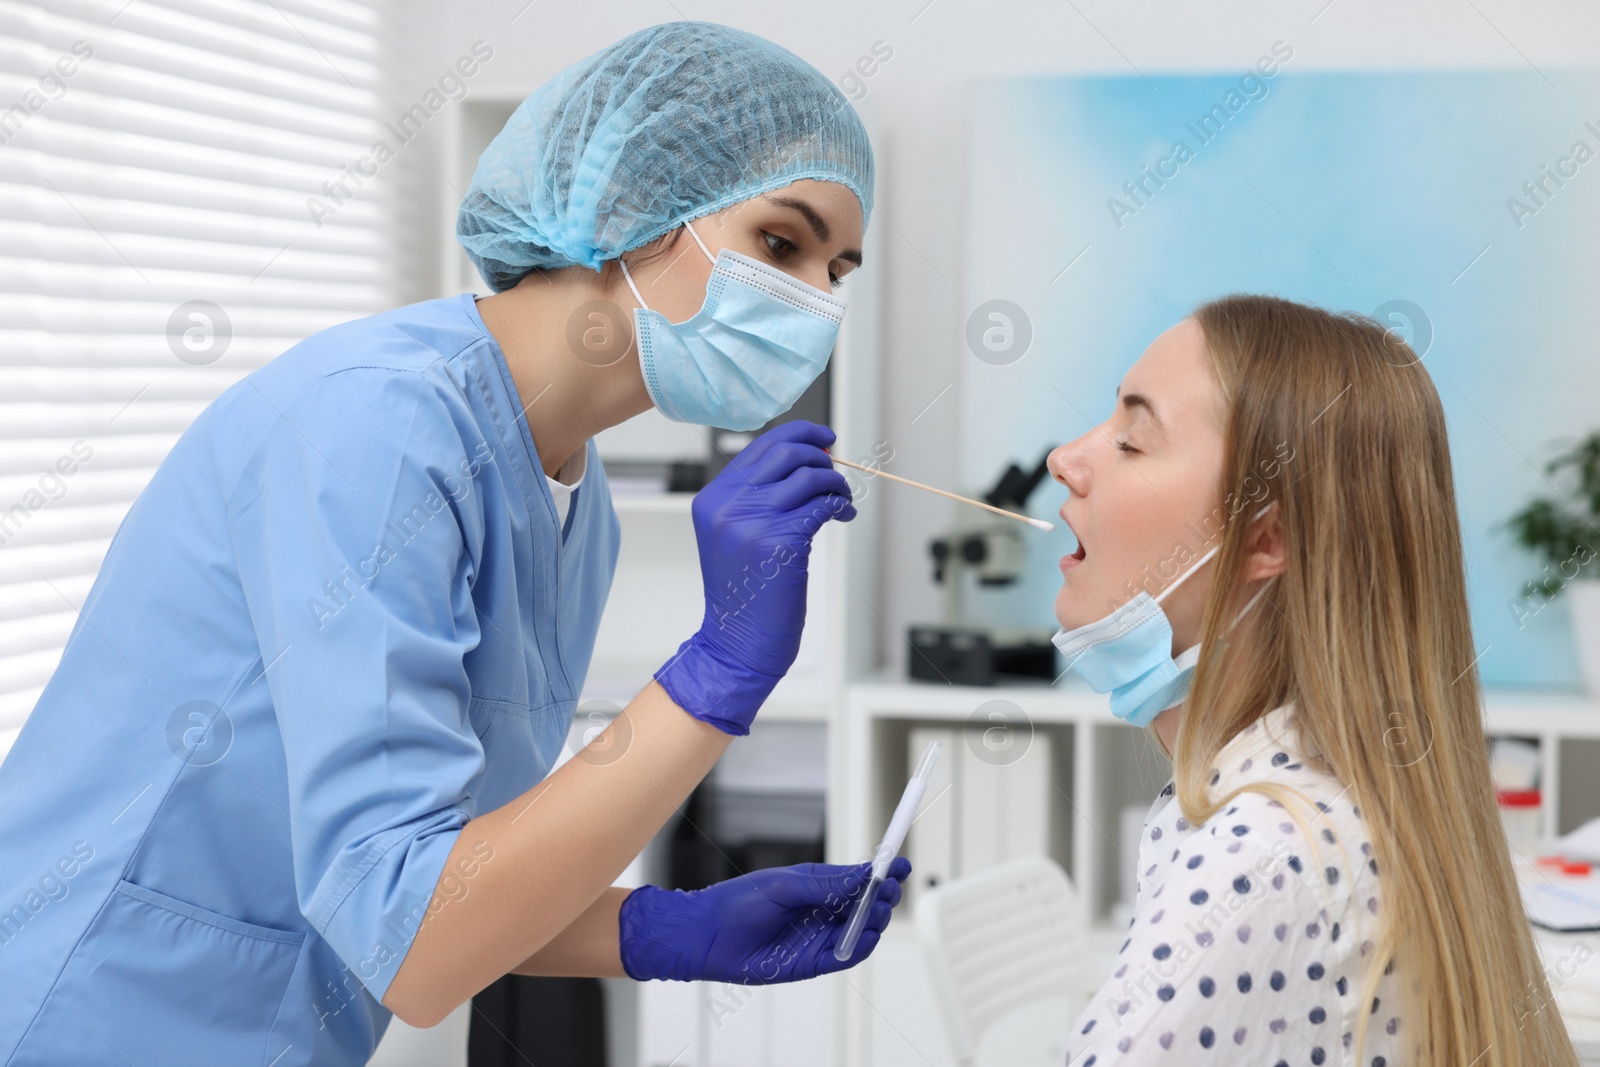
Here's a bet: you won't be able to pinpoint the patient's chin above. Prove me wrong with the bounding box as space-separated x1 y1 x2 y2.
1054 582 1090 631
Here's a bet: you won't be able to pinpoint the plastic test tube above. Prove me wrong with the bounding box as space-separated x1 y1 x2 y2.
834 740 943 962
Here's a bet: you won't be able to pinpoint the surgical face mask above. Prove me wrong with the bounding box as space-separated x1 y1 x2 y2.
617 219 846 431
1051 504 1276 728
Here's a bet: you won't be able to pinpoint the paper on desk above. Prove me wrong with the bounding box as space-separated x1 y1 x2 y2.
1556 816 1600 864
1523 878 1600 932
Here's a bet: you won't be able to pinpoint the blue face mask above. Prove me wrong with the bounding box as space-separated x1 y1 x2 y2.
1051 504 1275 728
618 219 846 431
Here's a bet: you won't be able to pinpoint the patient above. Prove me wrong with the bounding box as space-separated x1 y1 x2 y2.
1050 295 1576 1066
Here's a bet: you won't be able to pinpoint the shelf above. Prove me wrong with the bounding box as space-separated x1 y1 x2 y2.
849 668 1600 733
847 668 1119 724
1482 689 1600 736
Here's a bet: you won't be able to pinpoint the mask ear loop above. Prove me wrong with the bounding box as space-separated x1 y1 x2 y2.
1151 500 1279 721
682 218 716 263
617 256 648 311
1153 500 1277 607
617 218 718 313
1154 541 1221 606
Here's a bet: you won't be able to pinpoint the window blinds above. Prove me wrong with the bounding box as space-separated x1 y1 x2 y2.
0 0 393 733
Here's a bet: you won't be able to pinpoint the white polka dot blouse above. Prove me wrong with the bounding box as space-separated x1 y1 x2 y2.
1064 703 1407 1067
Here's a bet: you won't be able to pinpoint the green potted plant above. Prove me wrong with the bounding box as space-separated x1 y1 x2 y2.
1505 432 1600 698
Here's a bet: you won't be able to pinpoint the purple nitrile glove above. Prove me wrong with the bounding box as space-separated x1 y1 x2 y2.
618 858 911 984
654 420 856 735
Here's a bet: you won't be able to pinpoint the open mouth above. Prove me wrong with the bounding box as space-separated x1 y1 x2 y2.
1060 521 1087 572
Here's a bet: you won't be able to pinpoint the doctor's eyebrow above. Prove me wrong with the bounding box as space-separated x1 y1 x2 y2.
1115 385 1165 431
761 193 864 267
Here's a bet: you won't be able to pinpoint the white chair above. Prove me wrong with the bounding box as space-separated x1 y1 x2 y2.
914 855 1098 1067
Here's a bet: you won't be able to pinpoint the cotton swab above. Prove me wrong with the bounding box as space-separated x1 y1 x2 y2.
825 451 1055 532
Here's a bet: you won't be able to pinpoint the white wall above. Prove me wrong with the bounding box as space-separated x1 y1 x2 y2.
382 0 1600 674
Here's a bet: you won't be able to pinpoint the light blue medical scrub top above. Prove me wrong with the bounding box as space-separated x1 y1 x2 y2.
0 294 621 1066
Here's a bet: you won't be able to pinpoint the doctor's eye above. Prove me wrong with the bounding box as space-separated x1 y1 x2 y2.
763 229 843 290
762 230 799 261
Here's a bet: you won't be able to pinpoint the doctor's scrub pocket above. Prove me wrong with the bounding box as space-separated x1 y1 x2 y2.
468 694 572 789
12 876 307 1065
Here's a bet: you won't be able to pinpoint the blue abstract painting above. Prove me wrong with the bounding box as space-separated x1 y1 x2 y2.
957 61 1600 690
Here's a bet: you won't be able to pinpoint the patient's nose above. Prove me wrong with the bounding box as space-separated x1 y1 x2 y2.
1047 439 1088 496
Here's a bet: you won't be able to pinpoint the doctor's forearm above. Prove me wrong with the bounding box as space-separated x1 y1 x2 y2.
382 680 729 1027
507 886 629 978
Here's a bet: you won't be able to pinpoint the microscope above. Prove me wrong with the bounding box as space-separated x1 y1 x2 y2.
907 450 1061 685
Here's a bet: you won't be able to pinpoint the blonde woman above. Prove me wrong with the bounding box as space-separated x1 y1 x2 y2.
1049 294 1575 1065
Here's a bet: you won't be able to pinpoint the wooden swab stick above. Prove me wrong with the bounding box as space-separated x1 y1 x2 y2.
826 451 1055 531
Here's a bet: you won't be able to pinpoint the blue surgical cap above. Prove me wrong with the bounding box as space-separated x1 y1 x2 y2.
456 21 874 293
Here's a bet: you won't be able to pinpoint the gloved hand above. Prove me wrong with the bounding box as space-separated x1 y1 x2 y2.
618 858 911 984
654 420 856 735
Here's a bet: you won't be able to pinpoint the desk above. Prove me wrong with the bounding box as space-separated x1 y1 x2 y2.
1520 860 1600 1064
1534 925 1600 1065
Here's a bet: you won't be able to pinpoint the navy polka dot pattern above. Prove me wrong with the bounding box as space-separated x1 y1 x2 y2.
1064 704 1405 1065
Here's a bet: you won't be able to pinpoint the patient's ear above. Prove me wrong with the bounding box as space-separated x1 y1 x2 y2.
1241 504 1285 583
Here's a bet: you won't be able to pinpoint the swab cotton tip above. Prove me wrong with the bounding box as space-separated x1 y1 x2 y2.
1029 517 1055 532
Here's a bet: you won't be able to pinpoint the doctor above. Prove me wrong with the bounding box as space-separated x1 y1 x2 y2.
0 22 906 1067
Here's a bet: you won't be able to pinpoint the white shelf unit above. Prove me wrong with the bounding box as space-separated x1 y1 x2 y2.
1469 689 1600 839
438 95 889 1067
833 673 1600 1065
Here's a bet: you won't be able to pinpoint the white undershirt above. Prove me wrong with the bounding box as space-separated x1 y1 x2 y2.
546 446 587 527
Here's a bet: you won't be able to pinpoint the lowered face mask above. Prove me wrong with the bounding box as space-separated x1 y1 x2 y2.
1052 503 1276 728
618 219 846 431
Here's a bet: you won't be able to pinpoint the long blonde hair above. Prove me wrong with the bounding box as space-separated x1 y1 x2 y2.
1170 293 1577 1066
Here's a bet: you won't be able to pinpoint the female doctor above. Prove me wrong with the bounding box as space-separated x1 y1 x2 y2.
0 22 907 1067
